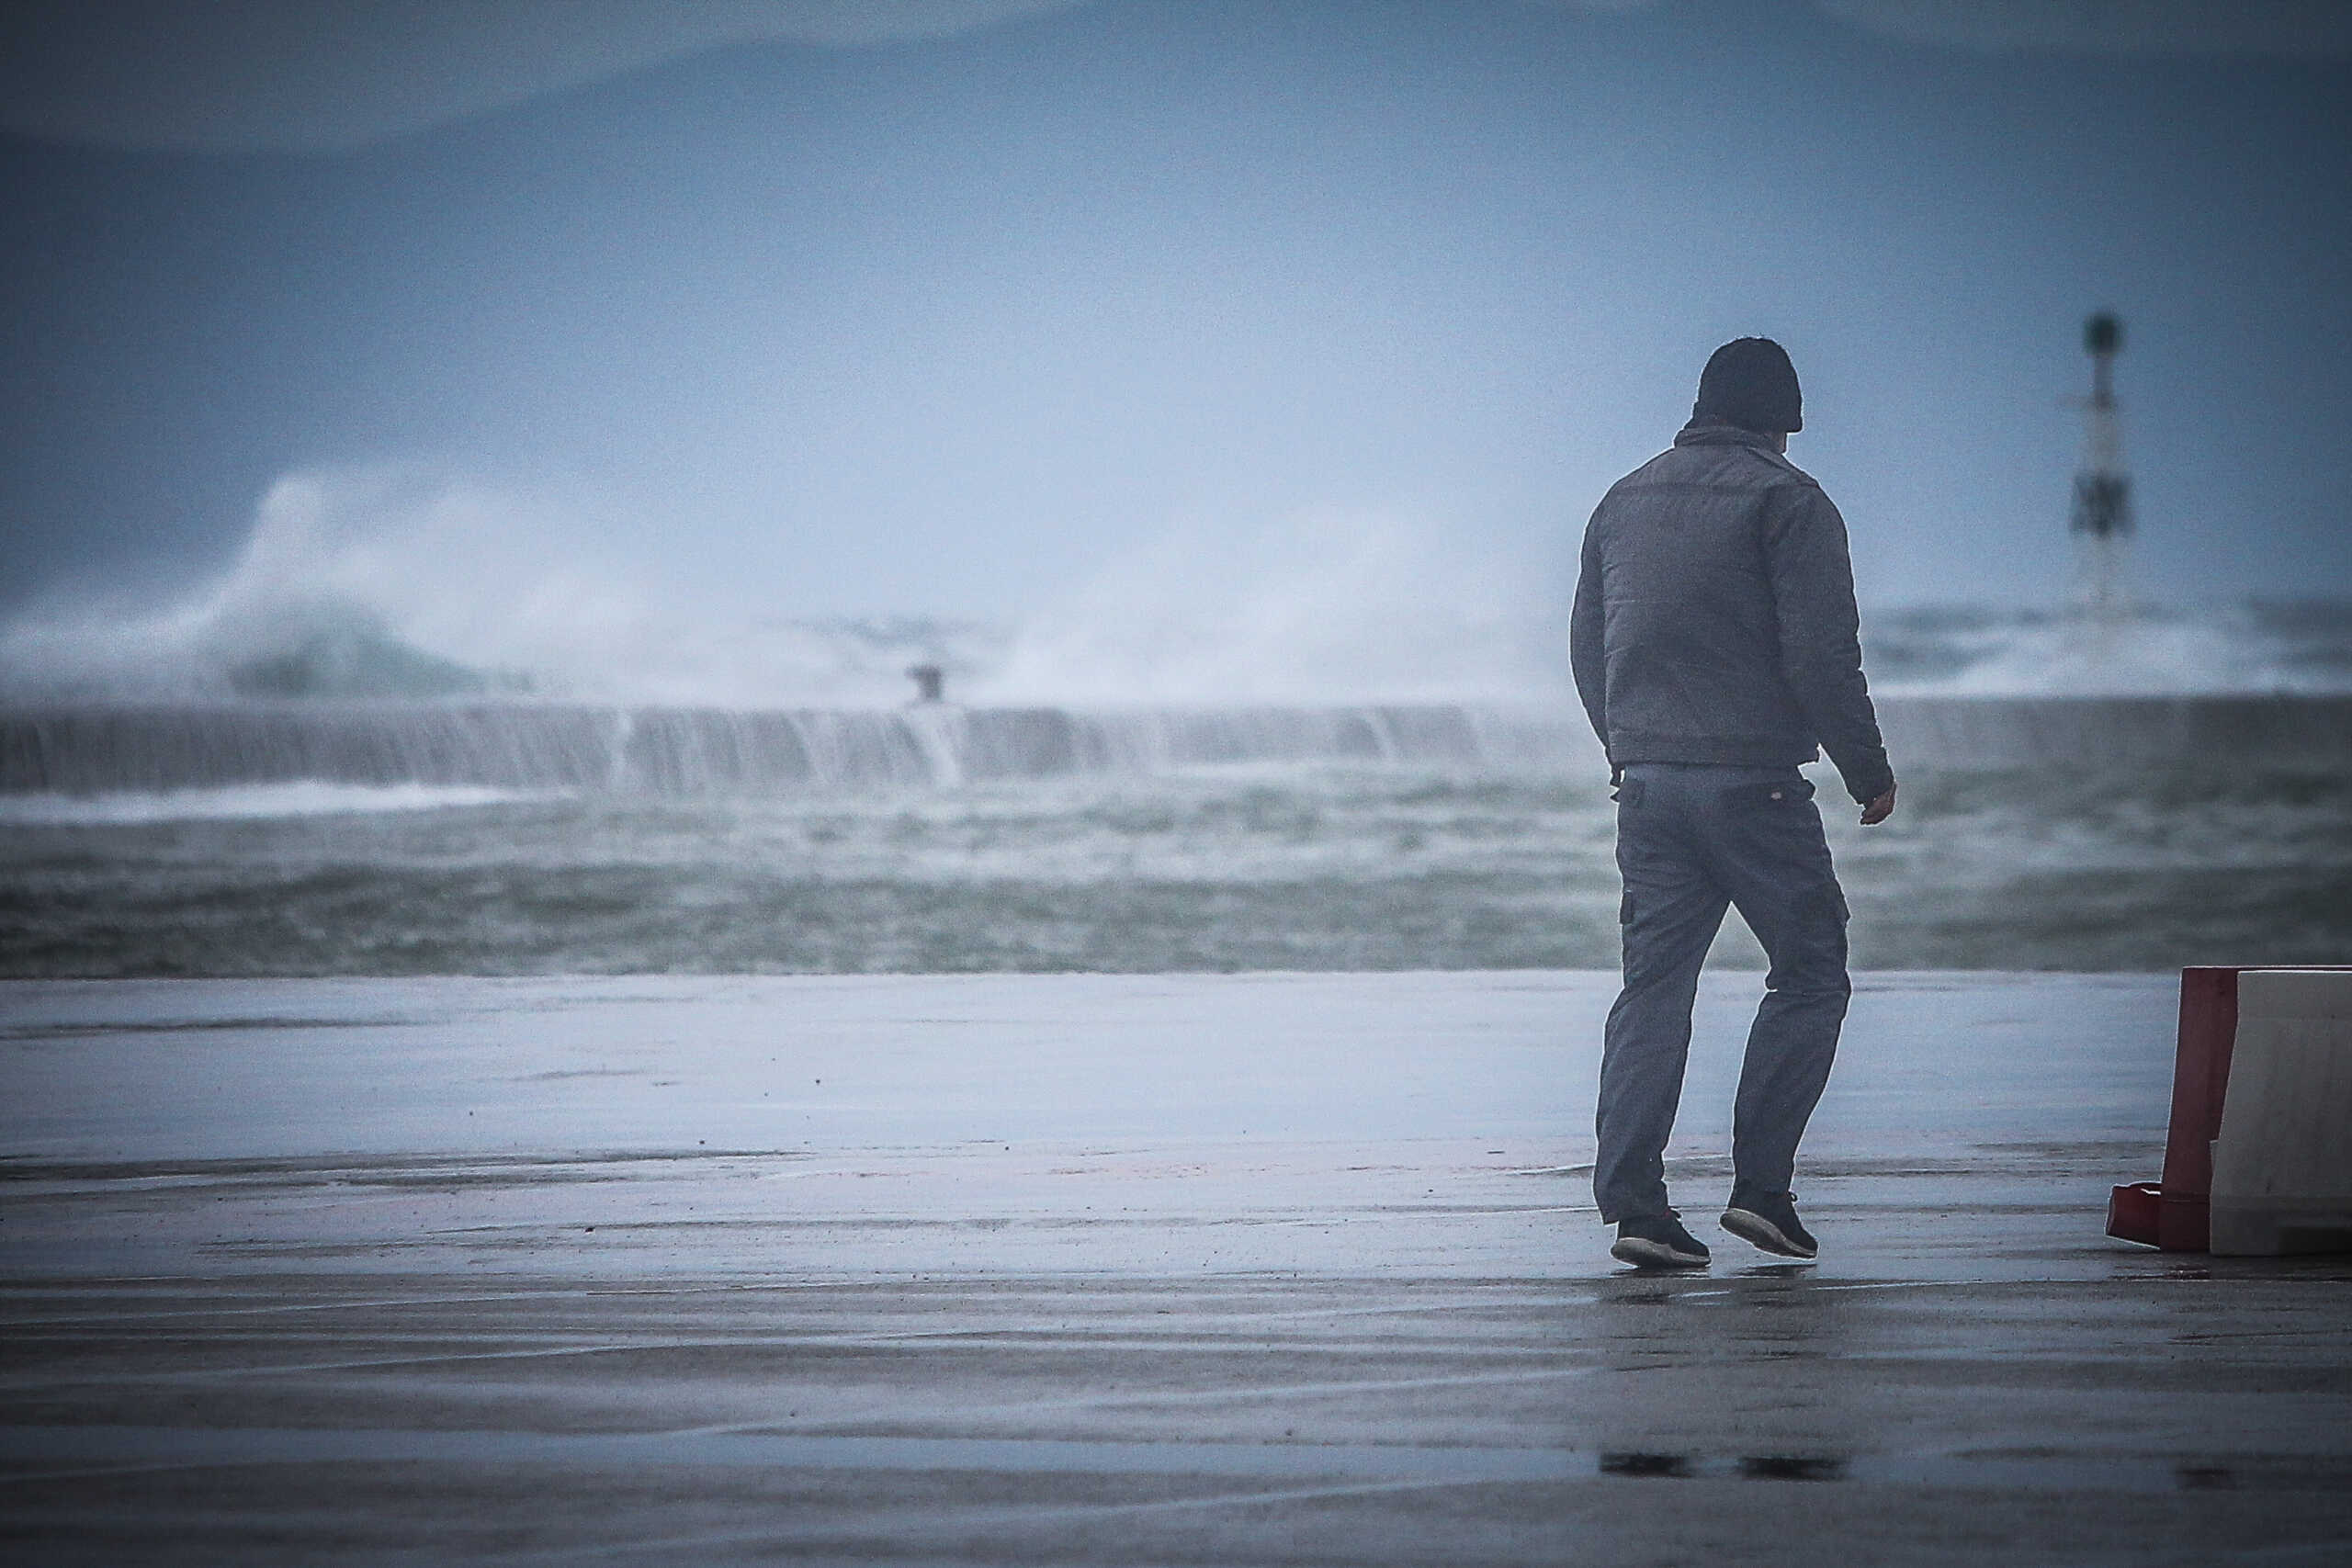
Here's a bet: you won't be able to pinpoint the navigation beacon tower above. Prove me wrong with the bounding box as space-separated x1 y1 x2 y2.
2071 311 2133 628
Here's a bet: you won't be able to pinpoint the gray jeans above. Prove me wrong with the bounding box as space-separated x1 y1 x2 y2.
1594 761 1851 1223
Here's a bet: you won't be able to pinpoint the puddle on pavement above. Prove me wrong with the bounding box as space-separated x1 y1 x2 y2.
1596 1450 2340 1492
3 1427 2339 1495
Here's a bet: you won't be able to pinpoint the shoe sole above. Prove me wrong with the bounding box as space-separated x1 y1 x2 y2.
1721 1207 1817 1259
1610 1236 1709 1269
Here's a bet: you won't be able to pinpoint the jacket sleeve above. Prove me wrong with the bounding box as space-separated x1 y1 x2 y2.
1568 510 1611 761
1764 483 1895 803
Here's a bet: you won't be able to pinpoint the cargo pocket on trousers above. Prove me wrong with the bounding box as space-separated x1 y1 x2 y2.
1740 777 1815 809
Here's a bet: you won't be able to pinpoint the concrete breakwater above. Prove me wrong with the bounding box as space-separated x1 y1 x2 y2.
2 695 2346 796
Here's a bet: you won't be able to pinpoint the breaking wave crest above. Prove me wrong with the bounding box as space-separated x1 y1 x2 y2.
3 467 2347 709
1866 602 2352 696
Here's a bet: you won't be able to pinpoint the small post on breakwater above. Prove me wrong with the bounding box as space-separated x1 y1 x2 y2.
2071 311 2134 644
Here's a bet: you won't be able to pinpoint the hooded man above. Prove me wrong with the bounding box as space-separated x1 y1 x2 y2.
1569 336 1897 1270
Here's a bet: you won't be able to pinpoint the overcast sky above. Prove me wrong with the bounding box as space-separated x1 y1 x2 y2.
3 0 2346 664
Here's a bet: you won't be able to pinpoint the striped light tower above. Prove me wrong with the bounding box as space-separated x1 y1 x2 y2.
2071 311 2133 629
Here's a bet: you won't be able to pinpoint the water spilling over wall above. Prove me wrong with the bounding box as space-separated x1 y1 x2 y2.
4 696 2347 798
0 704 1544 796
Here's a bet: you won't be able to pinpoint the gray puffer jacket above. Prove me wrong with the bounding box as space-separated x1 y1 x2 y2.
1569 420 1894 805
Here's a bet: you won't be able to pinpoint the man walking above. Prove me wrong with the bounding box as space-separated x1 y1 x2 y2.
1569 338 1897 1270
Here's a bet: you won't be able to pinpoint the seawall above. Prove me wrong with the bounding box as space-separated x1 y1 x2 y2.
2 695 2346 795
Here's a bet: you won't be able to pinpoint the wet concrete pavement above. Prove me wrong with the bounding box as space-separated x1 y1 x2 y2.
4 972 2349 1564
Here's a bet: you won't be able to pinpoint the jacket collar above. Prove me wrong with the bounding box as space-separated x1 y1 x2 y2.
1673 417 1784 451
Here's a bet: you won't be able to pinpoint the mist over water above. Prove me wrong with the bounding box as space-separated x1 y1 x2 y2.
4 470 2347 708
0 471 1568 708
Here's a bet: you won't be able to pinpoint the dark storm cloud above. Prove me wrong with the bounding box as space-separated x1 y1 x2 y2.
0 0 1088 152
16 2 2347 158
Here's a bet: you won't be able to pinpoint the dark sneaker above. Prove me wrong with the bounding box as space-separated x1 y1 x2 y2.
1721 1188 1817 1259
1611 1213 1711 1269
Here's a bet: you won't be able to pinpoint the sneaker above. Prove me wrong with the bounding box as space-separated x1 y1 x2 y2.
1611 1213 1711 1269
1721 1187 1817 1259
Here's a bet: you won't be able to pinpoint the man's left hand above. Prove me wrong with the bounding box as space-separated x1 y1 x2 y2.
1860 784 1897 827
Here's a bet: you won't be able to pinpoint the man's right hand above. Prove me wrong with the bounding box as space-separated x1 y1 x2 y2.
1860 784 1897 827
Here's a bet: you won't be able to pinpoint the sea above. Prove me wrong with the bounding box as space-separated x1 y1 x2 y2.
3 599 2348 977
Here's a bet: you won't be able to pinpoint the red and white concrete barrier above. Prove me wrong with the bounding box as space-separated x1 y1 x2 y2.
2110 966 2352 1254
